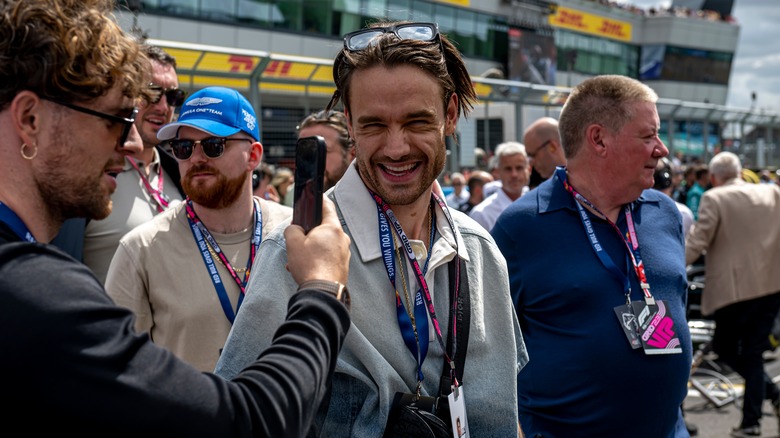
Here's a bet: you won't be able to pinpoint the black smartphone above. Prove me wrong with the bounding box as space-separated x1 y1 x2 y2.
292 135 327 233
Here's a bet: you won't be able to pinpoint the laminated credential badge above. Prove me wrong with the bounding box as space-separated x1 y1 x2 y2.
630 300 682 355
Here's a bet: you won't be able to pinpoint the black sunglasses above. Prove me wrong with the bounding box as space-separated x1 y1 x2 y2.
42 97 138 147
168 136 252 160
343 22 442 52
149 84 187 107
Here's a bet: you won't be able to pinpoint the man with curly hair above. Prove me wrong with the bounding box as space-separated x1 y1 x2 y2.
0 0 352 434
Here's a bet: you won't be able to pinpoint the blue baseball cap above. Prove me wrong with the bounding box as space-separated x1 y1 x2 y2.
157 87 260 141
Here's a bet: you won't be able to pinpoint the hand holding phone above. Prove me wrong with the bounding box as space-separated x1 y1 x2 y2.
285 197 350 287
292 135 326 233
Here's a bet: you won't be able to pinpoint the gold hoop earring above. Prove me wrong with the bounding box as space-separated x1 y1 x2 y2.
20 143 38 160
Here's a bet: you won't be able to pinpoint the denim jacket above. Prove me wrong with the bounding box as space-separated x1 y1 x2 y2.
216 165 527 437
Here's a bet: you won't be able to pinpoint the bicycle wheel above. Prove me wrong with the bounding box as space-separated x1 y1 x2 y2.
689 367 742 409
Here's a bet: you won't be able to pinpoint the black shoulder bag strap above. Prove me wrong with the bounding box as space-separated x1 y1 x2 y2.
440 255 470 397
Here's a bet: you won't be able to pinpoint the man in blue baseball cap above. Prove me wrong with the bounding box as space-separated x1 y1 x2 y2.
157 86 261 141
105 86 292 372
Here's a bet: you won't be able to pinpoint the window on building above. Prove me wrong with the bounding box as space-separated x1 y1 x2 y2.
387 0 411 21
237 0 277 25
555 30 637 79
661 46 732 85
476 118 505 155
303 0 333 33
276 0 303 29
410 0 434 22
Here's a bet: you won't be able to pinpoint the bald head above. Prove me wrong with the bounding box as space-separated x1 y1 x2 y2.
523 117 566 180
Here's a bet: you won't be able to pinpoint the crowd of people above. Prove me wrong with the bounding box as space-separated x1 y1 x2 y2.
3 1 780 437
582 0 736 23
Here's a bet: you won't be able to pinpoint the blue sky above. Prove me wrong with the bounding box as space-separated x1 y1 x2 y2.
624 0 780 112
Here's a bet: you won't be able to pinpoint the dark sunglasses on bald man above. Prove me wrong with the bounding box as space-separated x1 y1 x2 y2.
167 136 252 160
149 84 187 107
343 22 442 52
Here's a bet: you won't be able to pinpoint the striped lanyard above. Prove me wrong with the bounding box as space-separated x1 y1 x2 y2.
184 198 262 323
128 157 170 213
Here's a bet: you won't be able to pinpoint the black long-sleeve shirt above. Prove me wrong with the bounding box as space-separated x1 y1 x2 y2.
0 223 349 436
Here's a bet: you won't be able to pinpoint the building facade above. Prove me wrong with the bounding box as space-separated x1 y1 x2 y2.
117 0 743 167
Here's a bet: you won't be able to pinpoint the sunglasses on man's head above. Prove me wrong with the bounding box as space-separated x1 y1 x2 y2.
343 22 442 52
167 136 252 160
149 84 187 107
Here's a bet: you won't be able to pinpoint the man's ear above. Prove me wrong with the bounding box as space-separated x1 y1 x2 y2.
344 107 355 140
584 124 608 157
12 91 43 145
444 93 459 136
248 141 264 171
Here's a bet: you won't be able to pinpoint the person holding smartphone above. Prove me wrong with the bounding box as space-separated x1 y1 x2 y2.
0 0 350 435
104 86 293 372
216 21 527 437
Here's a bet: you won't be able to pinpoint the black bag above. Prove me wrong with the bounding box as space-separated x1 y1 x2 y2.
383 393 451 438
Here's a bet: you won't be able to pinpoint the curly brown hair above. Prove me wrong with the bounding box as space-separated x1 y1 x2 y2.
326 21 477 121
0 0 149 110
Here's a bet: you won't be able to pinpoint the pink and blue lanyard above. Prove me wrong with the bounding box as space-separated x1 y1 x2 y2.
0 202 36 242
556 168 655 306
184 198 262 323
128 157 170 213
369 189 462 388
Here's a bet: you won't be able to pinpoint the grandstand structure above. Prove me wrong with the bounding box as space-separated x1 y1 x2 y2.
116 0 779 170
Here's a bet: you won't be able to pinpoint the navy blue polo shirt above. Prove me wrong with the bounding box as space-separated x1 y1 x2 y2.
493 169 692 438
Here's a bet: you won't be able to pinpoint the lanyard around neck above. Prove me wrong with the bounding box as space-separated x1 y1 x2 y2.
184 198 263 323
128 157 170 213
0 202 36 242
368 188 462 389
556 168 655 306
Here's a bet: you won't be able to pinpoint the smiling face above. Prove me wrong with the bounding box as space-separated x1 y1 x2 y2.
345 64 457 208
136 60 178 150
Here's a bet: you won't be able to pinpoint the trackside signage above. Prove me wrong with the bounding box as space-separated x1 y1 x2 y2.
548 5 632 42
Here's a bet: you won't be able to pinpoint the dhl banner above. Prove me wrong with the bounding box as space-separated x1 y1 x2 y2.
166 48 336 95
548 6 632 42
163 44 546 101
434 0 470 6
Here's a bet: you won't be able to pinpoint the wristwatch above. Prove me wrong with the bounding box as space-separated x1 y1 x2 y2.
298 280 351 311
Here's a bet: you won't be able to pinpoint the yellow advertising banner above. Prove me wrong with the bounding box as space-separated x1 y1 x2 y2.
548 6 632 42
434 0 470 7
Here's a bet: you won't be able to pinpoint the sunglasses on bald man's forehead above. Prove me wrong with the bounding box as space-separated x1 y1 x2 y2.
167 137 252 160
149 84 187 107
343 22 442 52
